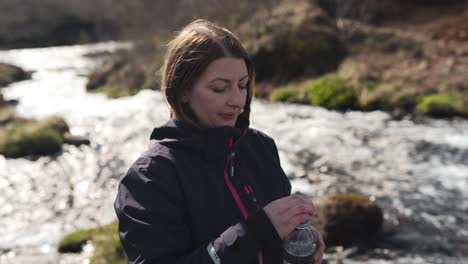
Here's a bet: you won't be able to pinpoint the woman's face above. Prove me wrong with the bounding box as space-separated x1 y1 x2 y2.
183 57 249 128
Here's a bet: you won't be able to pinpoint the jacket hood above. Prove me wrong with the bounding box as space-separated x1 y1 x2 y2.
149 117 250 160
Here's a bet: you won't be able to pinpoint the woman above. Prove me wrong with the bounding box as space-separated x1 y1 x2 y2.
114 19 325 264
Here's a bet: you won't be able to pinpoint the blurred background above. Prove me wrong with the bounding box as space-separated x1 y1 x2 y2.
1 0 468 263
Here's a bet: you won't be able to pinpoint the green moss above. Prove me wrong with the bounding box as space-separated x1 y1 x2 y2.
269 86 301 102
0 125 63 158
90 221 126 264
305 75 356 110
416 93 462 117
90 85 143 99
58 220 126 264
58 227 96 253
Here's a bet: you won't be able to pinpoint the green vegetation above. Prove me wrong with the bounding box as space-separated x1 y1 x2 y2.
90 85 143 99
58 220 126 264
305 75 356 110
269 75 356 111
269 86 302 102
416 92 464 117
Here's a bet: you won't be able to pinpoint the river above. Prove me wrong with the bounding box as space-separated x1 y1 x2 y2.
0 42 467 263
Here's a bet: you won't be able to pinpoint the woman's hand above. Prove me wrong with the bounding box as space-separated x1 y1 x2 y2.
263 194 325 264
263 194 316 240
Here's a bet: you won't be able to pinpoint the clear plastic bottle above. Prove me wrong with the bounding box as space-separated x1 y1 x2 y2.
282 221 319 264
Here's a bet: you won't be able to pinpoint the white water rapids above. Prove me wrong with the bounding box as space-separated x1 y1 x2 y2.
0 42 467 263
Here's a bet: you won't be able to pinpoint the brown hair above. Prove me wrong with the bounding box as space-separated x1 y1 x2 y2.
161 19 255 128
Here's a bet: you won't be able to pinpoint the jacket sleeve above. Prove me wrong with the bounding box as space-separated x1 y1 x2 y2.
114 155 283 264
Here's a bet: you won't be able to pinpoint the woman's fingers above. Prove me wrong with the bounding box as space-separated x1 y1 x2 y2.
264 194 317 240
284 202 315 219
314 231 325 264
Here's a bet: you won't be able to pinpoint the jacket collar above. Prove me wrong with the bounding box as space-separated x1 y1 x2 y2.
150 117 249 161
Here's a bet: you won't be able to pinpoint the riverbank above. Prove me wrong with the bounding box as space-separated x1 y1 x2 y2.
85 0 468 119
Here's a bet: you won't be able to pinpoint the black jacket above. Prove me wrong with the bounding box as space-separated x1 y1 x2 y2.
114 117 292 264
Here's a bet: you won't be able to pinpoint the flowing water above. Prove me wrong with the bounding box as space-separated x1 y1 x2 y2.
0 42 467 263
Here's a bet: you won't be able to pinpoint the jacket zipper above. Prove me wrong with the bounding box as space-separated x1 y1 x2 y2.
229 152 235 178
226 136 263 264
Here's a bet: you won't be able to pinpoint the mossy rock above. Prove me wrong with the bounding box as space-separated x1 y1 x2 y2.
0 63 32 87
86 39 165 98
0 116 71 158
58 227 96 253
58 220 126 264
311 193 383 247
86 56 148 98
39 116 70 134
416 92 463 118
0 125 63 158
238 0 346 82
305 75 356 110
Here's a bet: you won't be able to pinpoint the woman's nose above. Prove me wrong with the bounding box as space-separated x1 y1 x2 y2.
228 86 245 108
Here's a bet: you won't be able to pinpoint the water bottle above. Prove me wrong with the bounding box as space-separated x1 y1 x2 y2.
282 221 319 264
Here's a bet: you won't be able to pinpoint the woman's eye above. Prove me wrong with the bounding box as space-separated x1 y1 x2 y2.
239 85 247 90
212 87 226 93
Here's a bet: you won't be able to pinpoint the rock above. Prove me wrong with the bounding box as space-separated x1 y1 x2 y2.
311 193 383 247
63 132 90 146
0 63 32 87
85 41 160 98
0 124 63 158
86 58 126 91
86 56 147 98
237 0 347 82
0 116 71 158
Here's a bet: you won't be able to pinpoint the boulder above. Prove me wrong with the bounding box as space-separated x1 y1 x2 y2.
311 193 383 247
85 40 162 98
0 116 90 158
0 63 32 87
237 0 347 82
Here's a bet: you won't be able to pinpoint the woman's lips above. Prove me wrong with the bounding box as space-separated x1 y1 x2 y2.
220 113 236 120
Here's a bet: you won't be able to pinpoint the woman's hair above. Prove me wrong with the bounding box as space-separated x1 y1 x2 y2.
161 19 255 128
